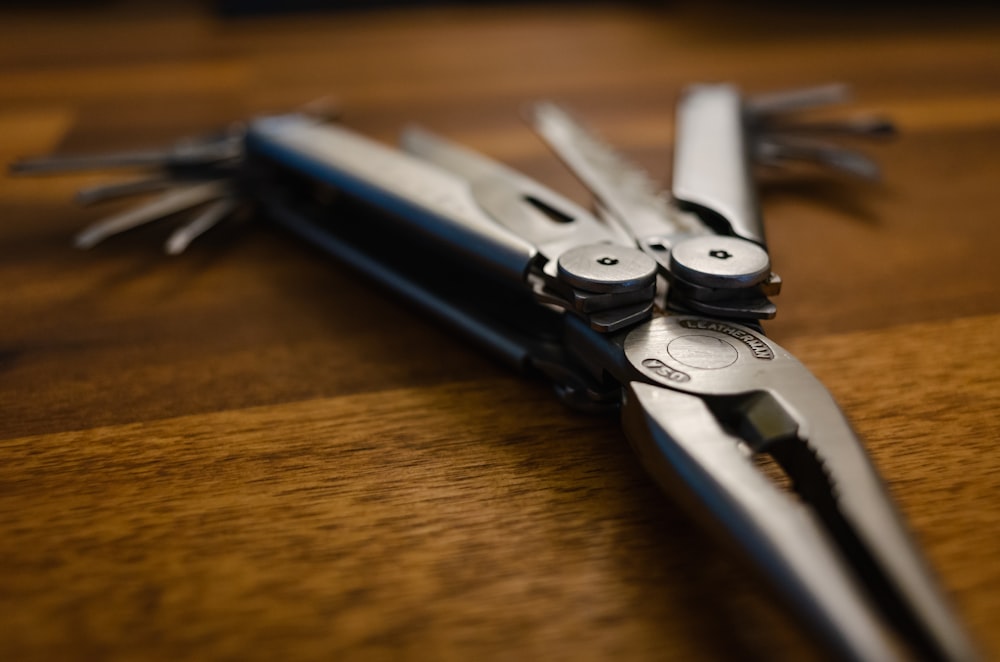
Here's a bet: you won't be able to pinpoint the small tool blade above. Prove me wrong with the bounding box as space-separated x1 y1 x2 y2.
75 180 229 249
165 196 239 255
746 83 852 117
74 175 178 205
755 137 882 179
529 102 698 243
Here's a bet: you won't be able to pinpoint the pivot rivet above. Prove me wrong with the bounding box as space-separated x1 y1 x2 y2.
557 244 657 294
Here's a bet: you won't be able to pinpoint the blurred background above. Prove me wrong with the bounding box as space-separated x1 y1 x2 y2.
3 0 997 341
1 2 998 661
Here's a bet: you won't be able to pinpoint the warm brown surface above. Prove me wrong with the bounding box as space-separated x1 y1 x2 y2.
1 3 999 661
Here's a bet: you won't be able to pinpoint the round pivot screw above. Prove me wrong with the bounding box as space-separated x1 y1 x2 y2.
669 235 771 289
557 244 657 293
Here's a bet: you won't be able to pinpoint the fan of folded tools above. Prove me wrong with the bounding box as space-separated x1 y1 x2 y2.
8 85 892 255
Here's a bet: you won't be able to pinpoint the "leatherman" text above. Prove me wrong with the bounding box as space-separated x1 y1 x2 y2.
678 320 774 360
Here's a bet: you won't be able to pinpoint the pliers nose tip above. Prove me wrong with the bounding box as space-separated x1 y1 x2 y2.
622 315 980 661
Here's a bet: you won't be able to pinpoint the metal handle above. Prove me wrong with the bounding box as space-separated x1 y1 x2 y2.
672 84 766 246
246 115 539 284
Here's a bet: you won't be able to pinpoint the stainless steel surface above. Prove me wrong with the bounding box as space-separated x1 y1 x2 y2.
622 382 900 662
676 294 777 321
247 115 539 284
570 283 656 313
74 180 230 249
668 235 772 289
756 136 882 179
261 195 537 371
618 315 978 662
401 125 627 272
673 84 765 246
668 270 782 303
745 83 852 117
556 244 657 294
761 116 896 139
530 98 779 320
75 175 178 205
9 134 242 173
744 84 893 180
165 196 239 255
13 84 975 661
530 102 705 254
587 301 655 333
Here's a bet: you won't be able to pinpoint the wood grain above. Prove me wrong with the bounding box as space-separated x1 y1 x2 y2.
1 2 998 660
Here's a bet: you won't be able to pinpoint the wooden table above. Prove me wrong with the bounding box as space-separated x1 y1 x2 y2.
1 4 998 660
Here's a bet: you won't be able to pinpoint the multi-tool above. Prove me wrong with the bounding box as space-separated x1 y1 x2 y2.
11 83 977 661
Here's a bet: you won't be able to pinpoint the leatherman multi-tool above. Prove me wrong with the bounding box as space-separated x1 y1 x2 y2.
10 83 977 661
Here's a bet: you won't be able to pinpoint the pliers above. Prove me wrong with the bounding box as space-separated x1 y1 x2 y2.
10 83 977 662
